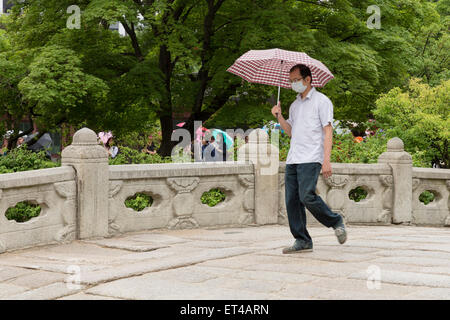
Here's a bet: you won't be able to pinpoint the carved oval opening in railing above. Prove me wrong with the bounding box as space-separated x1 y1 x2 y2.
419 190 437 205
124 193 154 212
201 188 226 207
348 186 368 202
5 201 42 223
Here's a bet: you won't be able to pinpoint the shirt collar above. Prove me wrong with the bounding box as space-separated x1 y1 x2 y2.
297 87 316 101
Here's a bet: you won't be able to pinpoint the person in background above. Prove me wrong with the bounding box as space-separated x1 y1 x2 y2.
202 138 216 162
210 136 224 162
105 137 119 159
142 135 157 155
16 136 25 148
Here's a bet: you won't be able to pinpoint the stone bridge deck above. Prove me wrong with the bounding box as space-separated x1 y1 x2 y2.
0 224 449 300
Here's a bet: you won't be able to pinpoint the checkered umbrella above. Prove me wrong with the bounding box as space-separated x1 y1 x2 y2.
227 48 334 104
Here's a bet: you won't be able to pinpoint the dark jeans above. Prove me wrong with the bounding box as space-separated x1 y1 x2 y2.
285 162 342 244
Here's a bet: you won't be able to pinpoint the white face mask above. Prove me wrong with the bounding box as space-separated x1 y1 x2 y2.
291 80 307 93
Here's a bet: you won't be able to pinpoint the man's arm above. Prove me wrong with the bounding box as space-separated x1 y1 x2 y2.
322 123 333 179
271 102 292 137
278 115 292 137
323 124 333 162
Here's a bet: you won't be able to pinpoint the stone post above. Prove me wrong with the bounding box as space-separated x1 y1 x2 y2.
61 128 109 239
238 129 279 225
378 137 412 224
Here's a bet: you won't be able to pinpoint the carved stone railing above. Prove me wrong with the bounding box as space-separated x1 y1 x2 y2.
107 162 254 236
278 137 450 226
0 127 449 253
0 166 76 253
411 168 450 226
278 162 393 225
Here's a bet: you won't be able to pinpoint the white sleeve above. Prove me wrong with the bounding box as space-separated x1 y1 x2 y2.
286 104 294 127
319 97 334 128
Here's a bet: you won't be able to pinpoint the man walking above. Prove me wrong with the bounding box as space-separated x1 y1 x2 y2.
271 64 347 254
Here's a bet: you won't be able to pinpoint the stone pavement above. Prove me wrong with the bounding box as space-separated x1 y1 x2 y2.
0 224 449 300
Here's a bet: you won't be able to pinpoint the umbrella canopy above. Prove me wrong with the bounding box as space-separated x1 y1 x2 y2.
195 126 209 142
211 129 233 150
227 48 334 103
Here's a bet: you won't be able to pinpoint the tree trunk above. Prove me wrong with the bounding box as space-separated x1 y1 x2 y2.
158 114 176 157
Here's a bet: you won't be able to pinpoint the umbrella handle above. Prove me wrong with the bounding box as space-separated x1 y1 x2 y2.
277 84 281 104
276 60 283 119
276 85 281 119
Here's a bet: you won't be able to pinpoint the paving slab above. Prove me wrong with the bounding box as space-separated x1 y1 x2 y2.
5 270 67 289
0 283 28 298
0 225 448 300
348 269 450 288
371 256 450 268
7 282 85 300
403 288 450 300
0 266 34 282
57 293 123 300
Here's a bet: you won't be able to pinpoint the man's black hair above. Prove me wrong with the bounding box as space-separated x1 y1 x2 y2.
289 64 313 83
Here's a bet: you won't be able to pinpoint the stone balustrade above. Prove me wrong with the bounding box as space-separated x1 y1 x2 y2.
0 166 76 253
0 127 448 253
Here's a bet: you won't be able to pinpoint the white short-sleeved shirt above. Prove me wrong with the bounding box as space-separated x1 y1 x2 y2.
285 87 334 165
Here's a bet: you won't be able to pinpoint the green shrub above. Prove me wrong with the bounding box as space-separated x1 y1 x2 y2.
109 146 172 165
5 201 41 222
0 146 59 174
348 187 368 202
419 190 435 205
201 188 226 207
271 119 434 168
374 79 449 168
124 193 153 212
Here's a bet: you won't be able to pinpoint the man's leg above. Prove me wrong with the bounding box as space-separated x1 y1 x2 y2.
285 164 312 244
296 162 343 228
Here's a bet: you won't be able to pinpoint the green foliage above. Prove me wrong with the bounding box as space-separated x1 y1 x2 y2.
330 130 388 165
419 190 435 205
0 146 59 174
108 146 172 165
17 45 109 130
124 193 153 212
373 78 449 168
233 136 246 161
201 189 226 207
409 0 449 85
114 132 151 152
5 201 41 223
1 0 447 156
205 99 274 130
348 187 368 202
276 122 433 168
276 132 292 162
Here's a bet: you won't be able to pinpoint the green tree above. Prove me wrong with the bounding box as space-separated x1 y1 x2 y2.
2 0 446 155
373 78 449 168
18 45 109 132
409 0 449 85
